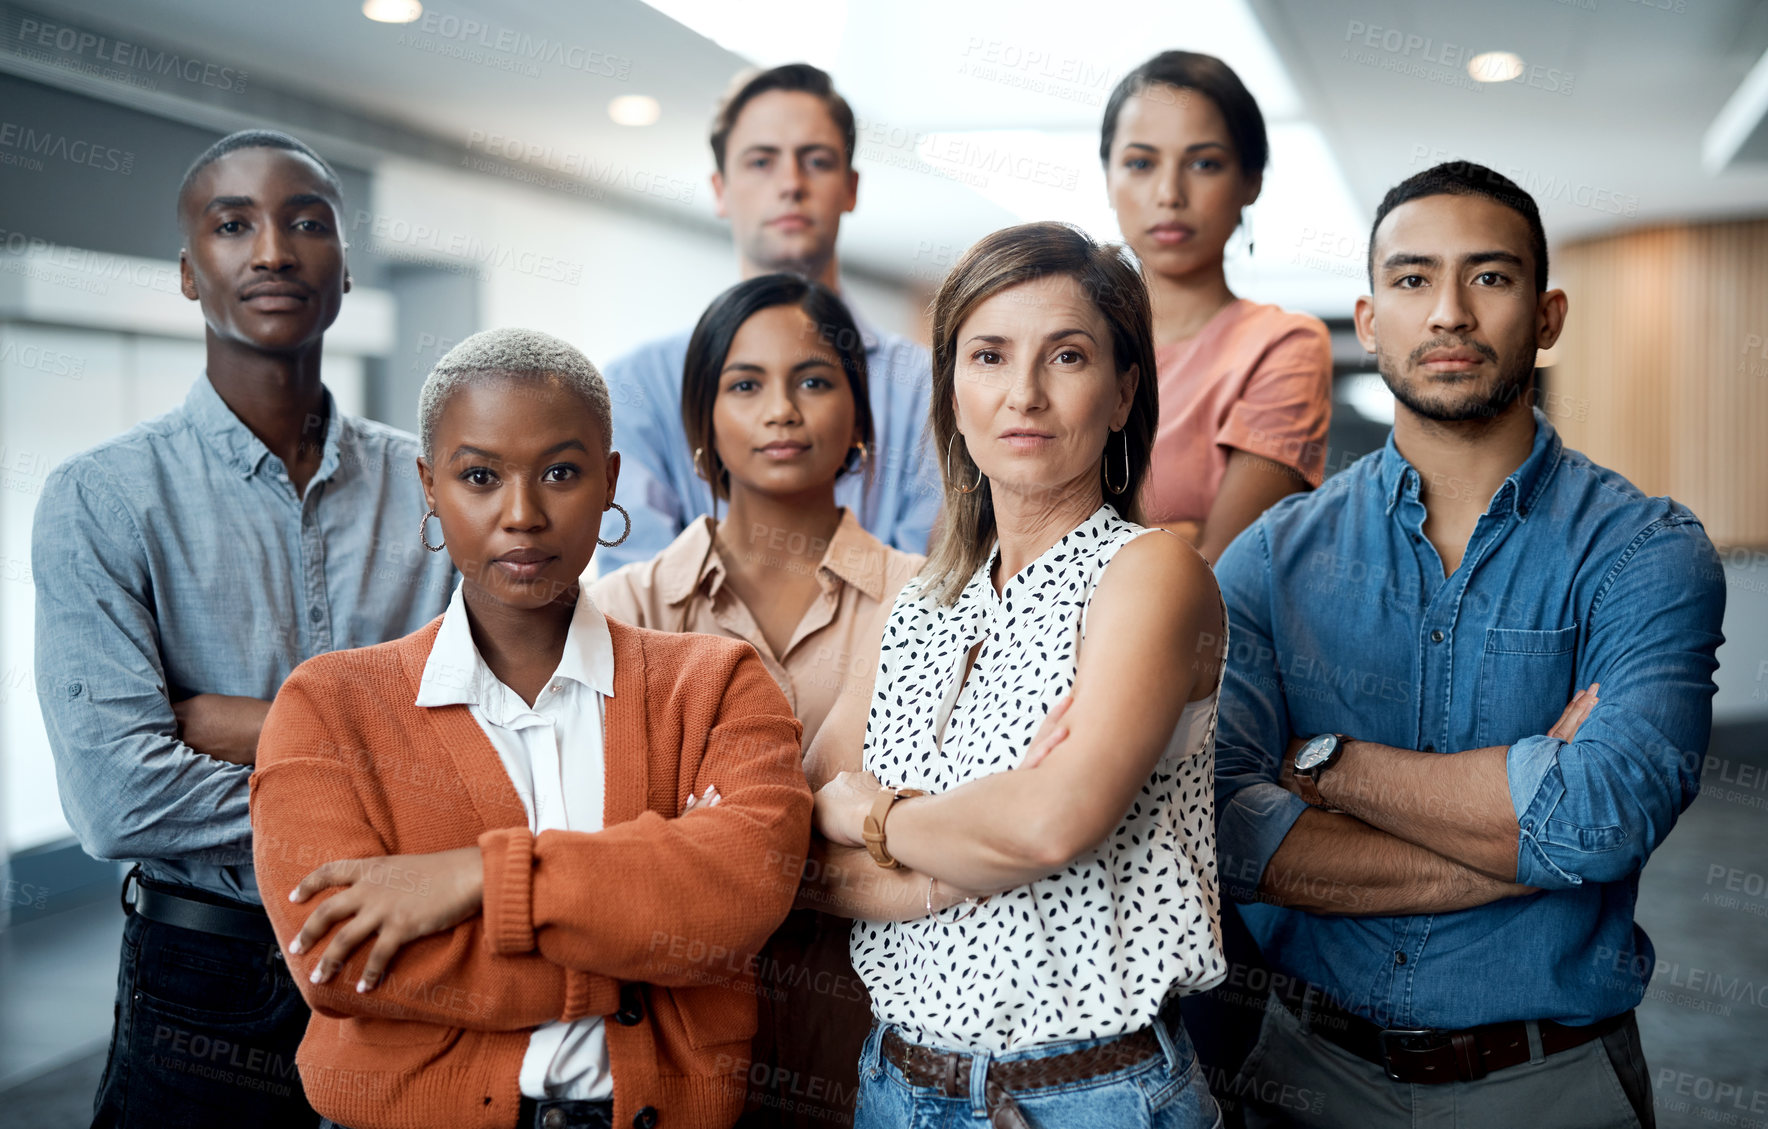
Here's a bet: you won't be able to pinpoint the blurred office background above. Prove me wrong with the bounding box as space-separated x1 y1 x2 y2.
1 1 1765 1125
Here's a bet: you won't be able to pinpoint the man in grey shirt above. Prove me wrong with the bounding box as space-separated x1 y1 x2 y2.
32 129 453 1127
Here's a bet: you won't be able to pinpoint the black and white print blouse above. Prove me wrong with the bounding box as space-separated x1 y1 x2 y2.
851 504 1228 1052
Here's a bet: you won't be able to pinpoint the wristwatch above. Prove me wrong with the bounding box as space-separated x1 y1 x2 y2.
863 787 925 869
1291 733 1351 807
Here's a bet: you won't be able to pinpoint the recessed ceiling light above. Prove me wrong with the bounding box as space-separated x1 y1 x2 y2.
1468 51 1524 83
609 95 661 127
362 0 422 24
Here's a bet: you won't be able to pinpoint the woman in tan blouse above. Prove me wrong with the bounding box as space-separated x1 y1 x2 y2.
589 273 922 1128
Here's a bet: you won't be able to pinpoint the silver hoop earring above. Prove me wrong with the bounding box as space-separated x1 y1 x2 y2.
1104 429 1129 495
597 501 632 547
947 433 983 494
419 508 446 552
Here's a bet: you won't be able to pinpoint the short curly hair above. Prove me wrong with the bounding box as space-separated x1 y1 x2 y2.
418 328 612 461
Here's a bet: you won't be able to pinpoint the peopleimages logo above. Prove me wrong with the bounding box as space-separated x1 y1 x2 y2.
14 18 248 92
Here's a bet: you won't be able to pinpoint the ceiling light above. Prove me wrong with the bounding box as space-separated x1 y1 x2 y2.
608 95 662 127
1468 51 1524 83
362 0 422 23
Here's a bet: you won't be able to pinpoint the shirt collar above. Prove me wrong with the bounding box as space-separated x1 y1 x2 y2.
818 508 888 601
185 374 344 484
416 581 616 715
655 516 724 606
1379 407 1562 521
653 508 888 606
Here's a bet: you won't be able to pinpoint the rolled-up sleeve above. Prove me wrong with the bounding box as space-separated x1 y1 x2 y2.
1508 517 1725 889
32 463 253 865
1213 520 1310 902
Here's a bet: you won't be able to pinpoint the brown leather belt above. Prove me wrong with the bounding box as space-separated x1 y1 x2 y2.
881 1025 1162 1097
1276 988 1628 1084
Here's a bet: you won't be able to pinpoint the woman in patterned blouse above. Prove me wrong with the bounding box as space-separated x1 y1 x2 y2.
800 221 1231 1128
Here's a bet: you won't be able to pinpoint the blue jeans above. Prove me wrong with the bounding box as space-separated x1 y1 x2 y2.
853 1013 1223 1129
92 903 319 1128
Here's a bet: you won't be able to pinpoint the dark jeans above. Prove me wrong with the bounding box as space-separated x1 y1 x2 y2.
92 895 320 1128
1178 901 1271 1129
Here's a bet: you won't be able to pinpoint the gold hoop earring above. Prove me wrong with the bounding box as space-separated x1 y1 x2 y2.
419 508 446 552
692 447 707 481
597 502 632 547
841 440 869 476
1104 429 1129 495
947 433 983 494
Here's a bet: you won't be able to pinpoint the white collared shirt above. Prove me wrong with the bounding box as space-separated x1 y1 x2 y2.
416 582 615 1101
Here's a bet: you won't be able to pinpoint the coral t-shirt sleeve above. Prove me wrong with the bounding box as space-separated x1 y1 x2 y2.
1215 317 1333 487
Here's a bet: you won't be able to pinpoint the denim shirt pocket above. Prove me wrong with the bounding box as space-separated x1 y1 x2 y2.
1475 625 1579 750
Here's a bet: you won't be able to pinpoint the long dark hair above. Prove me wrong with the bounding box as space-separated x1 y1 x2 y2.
923 222 1158 605
680 273 874 502
1099 50 1268 176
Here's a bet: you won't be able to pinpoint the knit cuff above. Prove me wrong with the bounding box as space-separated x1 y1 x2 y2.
479 826 537 955
562 971 619 1022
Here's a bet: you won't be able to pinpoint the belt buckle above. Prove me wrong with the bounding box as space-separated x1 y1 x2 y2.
1376 1027 1444 1082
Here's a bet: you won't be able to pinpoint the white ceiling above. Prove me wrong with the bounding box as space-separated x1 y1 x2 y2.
29 0 1768 316
1249 0 1768 241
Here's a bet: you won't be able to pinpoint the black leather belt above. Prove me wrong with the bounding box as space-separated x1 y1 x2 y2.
1275 987 1628 1084
122 866 275 944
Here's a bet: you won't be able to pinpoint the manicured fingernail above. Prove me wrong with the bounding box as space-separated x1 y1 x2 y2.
309 968 321 984
356 980 368 994
288 938 302 954
288 890 300 901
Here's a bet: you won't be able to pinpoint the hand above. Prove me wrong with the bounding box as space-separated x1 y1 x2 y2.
813 770 884 848
682 784 722 813
173 693 272 765
1017 693 1075 770
286 846 484 992
1548 684 1600 742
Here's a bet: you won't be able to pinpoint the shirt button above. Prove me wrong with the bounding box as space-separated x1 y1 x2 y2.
1430 629 1444 643
1423 744 1435 753
1395 951 1408 965
633 1108 659 1129
309 607 323 623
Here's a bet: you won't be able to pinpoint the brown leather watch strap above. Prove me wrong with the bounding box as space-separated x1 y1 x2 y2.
863 788 925 868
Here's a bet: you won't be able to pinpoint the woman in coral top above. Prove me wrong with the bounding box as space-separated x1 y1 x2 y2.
250 328 812 1129
1103 51 1333 564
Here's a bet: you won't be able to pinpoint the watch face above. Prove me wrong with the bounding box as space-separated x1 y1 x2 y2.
1294 734 1338 772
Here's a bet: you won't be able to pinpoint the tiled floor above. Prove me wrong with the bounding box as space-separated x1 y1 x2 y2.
0 896 121 1094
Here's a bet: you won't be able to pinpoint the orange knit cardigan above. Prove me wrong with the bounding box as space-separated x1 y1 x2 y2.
250 616 812 1129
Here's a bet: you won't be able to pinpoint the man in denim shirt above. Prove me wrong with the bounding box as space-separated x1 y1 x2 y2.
1213 163 1724 1127
598 63 938 570
32 131 454 1127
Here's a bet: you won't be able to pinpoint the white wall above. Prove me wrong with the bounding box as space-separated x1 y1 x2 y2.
1715 556 1768 725
369 157 925 376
